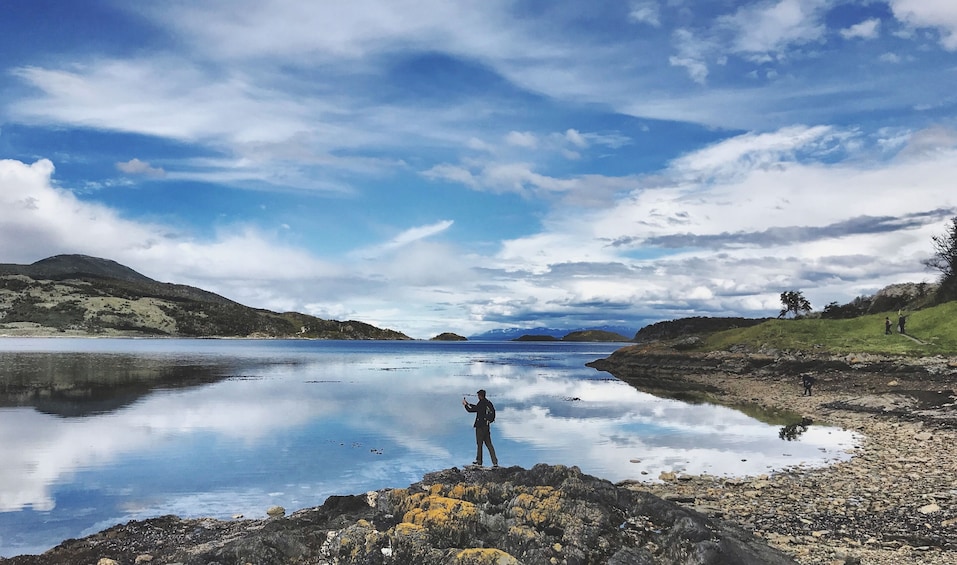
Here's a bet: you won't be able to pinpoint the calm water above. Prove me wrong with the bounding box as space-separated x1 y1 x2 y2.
0 338 857 556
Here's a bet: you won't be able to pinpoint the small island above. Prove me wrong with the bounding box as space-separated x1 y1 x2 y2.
429 332 468 341
512 334 558 341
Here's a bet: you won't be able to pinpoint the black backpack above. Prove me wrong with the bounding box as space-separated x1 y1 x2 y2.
485 401 496 423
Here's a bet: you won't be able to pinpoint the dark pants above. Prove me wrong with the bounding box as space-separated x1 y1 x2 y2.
474 426 498 465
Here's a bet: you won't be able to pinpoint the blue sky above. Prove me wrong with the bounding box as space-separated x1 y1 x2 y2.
1 0 956 338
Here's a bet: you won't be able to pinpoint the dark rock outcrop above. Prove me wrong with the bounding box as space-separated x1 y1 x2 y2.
1 464 797 565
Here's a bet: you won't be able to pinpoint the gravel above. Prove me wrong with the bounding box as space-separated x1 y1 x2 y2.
620 361 957 565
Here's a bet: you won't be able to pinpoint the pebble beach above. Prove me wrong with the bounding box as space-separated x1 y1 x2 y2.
621 359 957 565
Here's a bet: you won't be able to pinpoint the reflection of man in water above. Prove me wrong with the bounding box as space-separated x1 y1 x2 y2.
462 389 498 467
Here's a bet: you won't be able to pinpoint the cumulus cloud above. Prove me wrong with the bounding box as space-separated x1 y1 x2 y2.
505 131 538 148
718 0 829 59
4 121 955 339
889 0 957 50
840 18 881 40
629 1 661 27
116 158 166 178
669 29 710 84
0 157 337 296
489 126 956 323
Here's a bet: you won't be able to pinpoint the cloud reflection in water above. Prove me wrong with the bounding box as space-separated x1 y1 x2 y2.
0 339 858 556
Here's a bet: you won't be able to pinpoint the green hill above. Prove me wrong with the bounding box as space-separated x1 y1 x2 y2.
562 329 632 342
696 302 957 355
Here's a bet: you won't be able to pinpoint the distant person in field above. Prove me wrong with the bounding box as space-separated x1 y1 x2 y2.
801 374 815 396
885 317 892 335
462 389 498 467
898 314 906 335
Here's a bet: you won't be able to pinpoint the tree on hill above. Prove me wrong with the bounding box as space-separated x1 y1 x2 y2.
779 290 812 318
925 216 957 302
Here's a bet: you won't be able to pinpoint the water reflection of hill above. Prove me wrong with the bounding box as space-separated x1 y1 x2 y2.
0 353 231 417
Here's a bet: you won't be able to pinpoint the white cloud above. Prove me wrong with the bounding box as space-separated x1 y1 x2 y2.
563 129 587 148
670 29 710 84
116 158 166 178
4 1 957 339
666 125 843 180
505 131 538 148
0 157 337 293
488 126 956 321
629 1 661 27
4 121 955 339
11 61 311 145
133 0 519 62
879 52 903 64
354 220 455 258
719 0 829 59
840 18 881 40
889 0 957 50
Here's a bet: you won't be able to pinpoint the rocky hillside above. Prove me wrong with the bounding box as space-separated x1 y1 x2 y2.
0 255 410 339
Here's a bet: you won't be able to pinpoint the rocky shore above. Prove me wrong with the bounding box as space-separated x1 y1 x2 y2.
3 464 801 565
590 346 957 565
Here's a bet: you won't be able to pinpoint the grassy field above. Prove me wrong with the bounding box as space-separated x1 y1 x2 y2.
701 301 957 355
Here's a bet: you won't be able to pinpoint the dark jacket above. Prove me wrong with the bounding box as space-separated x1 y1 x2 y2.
465 398 493 428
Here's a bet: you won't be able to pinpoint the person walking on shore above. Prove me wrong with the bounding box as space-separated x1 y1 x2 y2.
463 389 499 467
801 374 815 396
885 317 892 335
898 314 906 335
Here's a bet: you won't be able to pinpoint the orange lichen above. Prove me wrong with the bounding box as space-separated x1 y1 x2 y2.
508 486 565 528
449 482 487 502
393 522 425 536
402 494 478 528
454 547 521 564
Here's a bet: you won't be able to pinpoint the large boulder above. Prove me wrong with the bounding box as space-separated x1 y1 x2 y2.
2 464 796 565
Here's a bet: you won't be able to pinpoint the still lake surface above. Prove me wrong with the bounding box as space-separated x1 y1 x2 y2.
0 338 858 556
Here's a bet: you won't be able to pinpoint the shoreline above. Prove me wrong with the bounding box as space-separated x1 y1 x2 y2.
596 347 957 564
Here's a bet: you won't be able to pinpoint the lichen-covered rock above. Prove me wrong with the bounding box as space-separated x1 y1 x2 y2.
1 465 796 565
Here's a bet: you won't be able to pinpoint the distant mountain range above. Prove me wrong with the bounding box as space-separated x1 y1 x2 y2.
469 325 638 341
0 255 410 340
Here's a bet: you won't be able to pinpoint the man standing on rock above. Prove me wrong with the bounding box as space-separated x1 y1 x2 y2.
463 389 499 467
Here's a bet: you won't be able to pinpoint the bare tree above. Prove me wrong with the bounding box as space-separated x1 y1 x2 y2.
925 216 957 301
